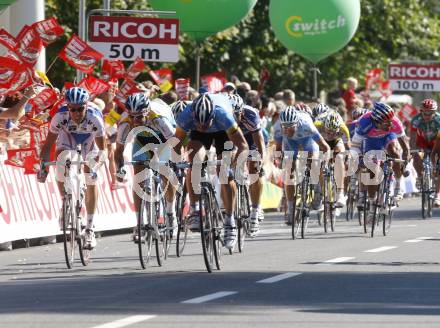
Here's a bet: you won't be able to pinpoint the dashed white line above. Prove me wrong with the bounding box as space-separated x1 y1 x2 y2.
319 257 355 264
364 246 397 253
256 272 302 284
405 237 434 243
181 291 237 304
90 315 156 328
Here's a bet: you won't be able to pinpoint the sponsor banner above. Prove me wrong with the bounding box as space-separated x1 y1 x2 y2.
389 63 440 92
92 42 178 62
0 161 136 243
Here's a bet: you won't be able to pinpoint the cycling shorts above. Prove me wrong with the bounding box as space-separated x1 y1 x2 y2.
190 130 231 155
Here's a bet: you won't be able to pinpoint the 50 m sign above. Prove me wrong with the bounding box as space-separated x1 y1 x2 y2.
89 15 179 62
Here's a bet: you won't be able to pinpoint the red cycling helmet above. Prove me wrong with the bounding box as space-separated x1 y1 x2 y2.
421 98 437 111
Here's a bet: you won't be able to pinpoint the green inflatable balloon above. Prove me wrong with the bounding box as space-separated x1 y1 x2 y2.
269 0 360 63
149 0 257 42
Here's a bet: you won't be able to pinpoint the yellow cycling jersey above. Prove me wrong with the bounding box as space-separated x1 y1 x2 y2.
314 120 351 143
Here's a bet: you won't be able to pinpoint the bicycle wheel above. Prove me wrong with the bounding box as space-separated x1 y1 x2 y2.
199 189 214 273
78 214 91 266
426 174 433 218
371 185 383 238
345 185 355 222
323 177 334 233
363 198 369 234
291 184 301 239
62 196 75 269
155 196 168 266
301 184 313 239
330 179 336 232
382 208 393 236
238 185 250 253
421 174 427 219
176 188 188 257
212 195 223 270
138 198 153 269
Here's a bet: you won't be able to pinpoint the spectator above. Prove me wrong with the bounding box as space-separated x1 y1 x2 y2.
282 89 295 106
222 82 236 95
245 90 261 109
274 91 284 101
342 77 359 113
237 82 251 99
160 90 178 105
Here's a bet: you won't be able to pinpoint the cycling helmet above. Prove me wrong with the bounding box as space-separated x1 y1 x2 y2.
65 87 89 105
280 106 299 125
192 93 214 125
171 100 189 118
324 110 343 131
228 93 244 116
351 107 368 120
312 103 330 118
371 102 394 123
125 93 150 114
295 102 312 117
421 98 437 111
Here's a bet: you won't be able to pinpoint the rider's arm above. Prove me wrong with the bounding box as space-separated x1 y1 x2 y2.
228 126 249 157
40 131 58 164
398 135 410 160
315 134 331 153
251 130 266 161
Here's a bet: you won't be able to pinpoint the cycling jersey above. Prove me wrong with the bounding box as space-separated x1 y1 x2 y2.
410 112 440 142
355 111 405 139
116 99 176 146
176 93 237 134
50 104 104 156
50 105 104 138
274 111 321 143
353 111 405 152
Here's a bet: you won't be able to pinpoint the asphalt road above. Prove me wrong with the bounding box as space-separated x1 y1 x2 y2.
1 196 440 328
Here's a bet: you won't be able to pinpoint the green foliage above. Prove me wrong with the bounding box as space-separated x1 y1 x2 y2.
44 0 440 98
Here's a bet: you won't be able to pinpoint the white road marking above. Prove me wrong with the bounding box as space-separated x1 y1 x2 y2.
405 236 434 243
364 246 397 253
319 257 355 264
256 272 302 284
181 291 238 304
90 315 156 328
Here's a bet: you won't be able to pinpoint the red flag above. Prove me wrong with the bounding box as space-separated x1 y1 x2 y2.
365 68 383 93
78 75 110 97
8 66 34 94
174 78 190 100
101 59 126 80
0 28 17 51
201 72 226 93
27 88 59 115
126 57 146 80
149 68 173 92
33 17 64 46
0 56 21 88
114 79 142 110
59 35 103 74
398 104 417 123
5 147 38 168
14 25 43 67
49 98 65 117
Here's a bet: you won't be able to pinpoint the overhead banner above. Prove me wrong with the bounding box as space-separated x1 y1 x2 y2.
89 15 179 62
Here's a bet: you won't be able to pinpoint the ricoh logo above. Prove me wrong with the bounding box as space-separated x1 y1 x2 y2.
285 15 346 37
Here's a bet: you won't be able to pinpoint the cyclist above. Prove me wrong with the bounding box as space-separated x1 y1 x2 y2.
173 93 249 250
351 102 410 222
229 93 266 235
114 93 178 235
274 105 330 225
410 99 440 206
314 110 351 207
38 87 105 249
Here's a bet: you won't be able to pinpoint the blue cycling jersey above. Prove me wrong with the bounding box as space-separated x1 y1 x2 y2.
176 93 237 133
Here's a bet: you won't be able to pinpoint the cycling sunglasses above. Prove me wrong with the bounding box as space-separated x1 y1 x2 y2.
68 105 86 113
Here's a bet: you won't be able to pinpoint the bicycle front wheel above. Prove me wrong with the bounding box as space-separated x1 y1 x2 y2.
138 198 153 269
199 189 215 273
62 196 76 269
176 189 188 257
382 209 393 236
155 197 168 267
